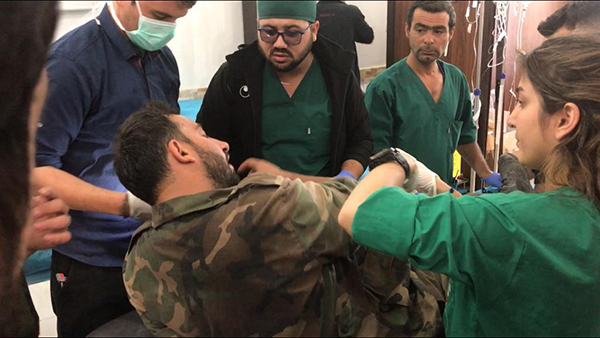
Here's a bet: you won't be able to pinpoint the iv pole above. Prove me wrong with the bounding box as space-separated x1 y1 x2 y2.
470 1 485 193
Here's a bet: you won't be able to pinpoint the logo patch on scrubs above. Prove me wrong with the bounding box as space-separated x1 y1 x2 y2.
239 85 250 99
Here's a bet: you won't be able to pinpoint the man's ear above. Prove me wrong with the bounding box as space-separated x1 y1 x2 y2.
312 20 320 42
449 27 455 41
167 140 196 164
405 22 410 38
553 102 581 141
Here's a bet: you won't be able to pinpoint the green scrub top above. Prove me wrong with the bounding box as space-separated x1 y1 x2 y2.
365 58 477 184
261 59 332 176
352 187 600 337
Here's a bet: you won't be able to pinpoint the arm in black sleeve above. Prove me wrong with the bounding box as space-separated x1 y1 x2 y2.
342 72 373 170
197 63 234 143
351 6 374 44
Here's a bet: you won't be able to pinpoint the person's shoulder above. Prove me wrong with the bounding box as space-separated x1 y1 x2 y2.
232 174 298 202
346 3 364 15
460 188 597 218
439 60 463 73
369 59 408 88
538 188 600 214
313 37 355 72
439 60 467 81
238 173 294 189
158 45 177 62
218 42 262 79
237 174 354 209
50 19 104 62
226 42 260 67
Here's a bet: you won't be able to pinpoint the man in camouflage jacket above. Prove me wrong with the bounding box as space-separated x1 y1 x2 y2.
114 102 446 337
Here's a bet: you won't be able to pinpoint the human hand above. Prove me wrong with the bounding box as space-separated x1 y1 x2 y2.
126 191 152 221
334 170 357 180
394 148 438 196
238 158 283 176
483 172 502 188
26 187 72 255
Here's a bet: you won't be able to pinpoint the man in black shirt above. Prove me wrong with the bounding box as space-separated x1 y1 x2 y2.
317 0 374 83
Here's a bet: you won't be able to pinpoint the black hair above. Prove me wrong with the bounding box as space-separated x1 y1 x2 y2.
114 101 190 205
407 1 456 31
538 1 600 37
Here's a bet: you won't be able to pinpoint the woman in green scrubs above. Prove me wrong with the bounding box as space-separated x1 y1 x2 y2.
338 35 600 337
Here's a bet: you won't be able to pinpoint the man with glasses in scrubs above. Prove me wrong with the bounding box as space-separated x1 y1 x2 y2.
365 1 499 187
198 1 372 183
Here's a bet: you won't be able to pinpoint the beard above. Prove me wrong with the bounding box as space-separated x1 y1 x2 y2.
191 145 240 189
259 38 313 73
411 44 441 65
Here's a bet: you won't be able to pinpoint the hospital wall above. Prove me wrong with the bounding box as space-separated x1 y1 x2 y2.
54 1 387 93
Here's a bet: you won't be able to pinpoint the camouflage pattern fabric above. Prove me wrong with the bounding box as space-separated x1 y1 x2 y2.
335 251 446 337
123 173 445 337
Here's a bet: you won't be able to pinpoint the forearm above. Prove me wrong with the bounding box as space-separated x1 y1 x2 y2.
341 159 364 179
435 176 462 197
457 142 492 178
33 166 126 216
355 27 374 44
338 162 405 235
354 15 374 44
278 159 364 183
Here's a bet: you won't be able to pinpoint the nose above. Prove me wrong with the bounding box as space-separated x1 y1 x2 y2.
424 30 434 44
273 34 288 48
213 138 230 154
507 108 517 128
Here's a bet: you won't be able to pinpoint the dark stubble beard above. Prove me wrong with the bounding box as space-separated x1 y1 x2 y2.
411 44 441 65
191 145 240 189
260 36 313 73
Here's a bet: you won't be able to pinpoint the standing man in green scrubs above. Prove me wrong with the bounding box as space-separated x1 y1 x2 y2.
198 1 372 182
365 1 500 187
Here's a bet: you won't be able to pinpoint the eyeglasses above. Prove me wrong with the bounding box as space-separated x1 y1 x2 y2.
257 24 312 46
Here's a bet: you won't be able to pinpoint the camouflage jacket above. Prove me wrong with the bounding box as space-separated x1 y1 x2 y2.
123 174 445 337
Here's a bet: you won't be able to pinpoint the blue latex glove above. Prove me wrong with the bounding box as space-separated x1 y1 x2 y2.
334 170 357 180
483 172 502 188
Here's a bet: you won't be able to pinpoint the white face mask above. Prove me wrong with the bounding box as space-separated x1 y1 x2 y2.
109 1 177 51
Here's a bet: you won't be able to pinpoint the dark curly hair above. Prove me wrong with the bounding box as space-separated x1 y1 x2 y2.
537 1 600 37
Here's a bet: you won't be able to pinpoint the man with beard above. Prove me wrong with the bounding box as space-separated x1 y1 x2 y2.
114 101 446 336
198 1 372 183
365 1 498 187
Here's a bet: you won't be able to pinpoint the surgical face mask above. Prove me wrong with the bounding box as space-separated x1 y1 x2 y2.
110 1 177 51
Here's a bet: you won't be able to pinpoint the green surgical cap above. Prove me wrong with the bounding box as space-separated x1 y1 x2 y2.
257 1 317 23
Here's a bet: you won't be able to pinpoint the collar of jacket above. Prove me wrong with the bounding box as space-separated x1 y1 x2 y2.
225 35 355 76
126 173 290 256
146 173 288 230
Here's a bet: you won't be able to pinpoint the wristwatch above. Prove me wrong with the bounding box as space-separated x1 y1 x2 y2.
369 147 411 178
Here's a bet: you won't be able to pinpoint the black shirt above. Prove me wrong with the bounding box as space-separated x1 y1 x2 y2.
317 1 374 82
